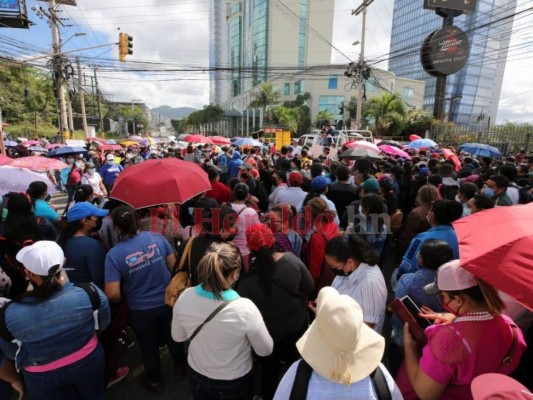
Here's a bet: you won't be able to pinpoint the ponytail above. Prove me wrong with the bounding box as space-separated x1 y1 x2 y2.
198 242 242 299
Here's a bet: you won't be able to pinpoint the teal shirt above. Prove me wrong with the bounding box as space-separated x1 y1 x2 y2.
34 199 59 223
195 284 240 301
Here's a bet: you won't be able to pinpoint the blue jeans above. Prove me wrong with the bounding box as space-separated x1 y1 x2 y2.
23 343 105 400
188 366 254 400
128 305 184 383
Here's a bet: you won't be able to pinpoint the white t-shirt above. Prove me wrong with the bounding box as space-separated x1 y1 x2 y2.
172 287 273 380
81 172 104 196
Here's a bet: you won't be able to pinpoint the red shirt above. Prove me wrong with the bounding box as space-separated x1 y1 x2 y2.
205 180 232 204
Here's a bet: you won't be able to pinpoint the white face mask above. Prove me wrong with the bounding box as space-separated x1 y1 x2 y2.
67 158 74 164
87 169 95 175
107 160 114 165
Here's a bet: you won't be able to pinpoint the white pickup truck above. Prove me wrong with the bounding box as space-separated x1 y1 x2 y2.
297 130 374 148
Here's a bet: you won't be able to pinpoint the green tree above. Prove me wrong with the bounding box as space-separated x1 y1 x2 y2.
249 82 281 126
401 108 434 136
315 110 334 126
362 92 407 137
271 106 298 134
283 92 311 136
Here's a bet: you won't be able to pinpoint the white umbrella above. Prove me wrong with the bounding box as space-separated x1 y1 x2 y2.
0 166 57 196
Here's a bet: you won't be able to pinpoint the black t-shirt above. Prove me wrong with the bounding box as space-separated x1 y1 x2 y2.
175 235 224 286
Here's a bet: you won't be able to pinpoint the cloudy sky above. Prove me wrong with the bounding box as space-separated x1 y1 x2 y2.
3 0 532 123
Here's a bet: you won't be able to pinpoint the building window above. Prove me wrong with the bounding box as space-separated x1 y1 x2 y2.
328 77 338 90
318 96 345 121
284 83 291 96
402 87 414 99
294 80 303 94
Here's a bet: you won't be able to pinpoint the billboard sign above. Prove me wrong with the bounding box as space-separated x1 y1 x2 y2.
421 25 470 76
424 0 477 13
0 0 20 14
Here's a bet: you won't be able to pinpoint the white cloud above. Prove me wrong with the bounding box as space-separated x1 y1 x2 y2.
68 0 532 123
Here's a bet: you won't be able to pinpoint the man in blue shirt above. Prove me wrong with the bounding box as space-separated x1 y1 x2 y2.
99 154 124 192
397 199 463 279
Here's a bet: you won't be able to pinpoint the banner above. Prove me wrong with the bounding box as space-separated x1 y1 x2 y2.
0 0 20 14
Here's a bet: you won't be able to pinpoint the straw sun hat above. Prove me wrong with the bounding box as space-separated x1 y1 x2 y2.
296 287 385 385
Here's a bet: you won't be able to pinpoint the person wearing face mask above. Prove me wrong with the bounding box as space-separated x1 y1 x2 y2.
484 174 513 207
81 162 107 205
323 234 387 334
65 156 83 204
57 202 109 289
397 199 463 280
396 260 526 400
99 154 124 193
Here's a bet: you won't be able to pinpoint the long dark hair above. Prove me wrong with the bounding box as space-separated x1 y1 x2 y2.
325 234 379 266
29 271 63 301
250 246 276 295
57 220 84 248
112 205 138 240
4 193 42 245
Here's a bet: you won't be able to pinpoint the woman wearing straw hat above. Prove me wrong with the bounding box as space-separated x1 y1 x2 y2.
396 260 526 400
273 287 402 399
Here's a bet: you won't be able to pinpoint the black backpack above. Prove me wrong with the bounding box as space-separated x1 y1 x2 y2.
289 359 392 400
255 181 270 213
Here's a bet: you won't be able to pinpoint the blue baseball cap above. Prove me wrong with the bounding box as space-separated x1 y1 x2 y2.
311 176 331 191
67 202 109 222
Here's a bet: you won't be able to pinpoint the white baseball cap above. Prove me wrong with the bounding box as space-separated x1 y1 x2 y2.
106 154 115 161
16 241 64 277
425 259 477 295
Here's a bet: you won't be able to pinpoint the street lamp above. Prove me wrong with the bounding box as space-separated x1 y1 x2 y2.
131 99 142 135
62 32 86 48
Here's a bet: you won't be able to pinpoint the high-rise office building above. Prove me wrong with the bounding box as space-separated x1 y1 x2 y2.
389 0 517 127
209 0 335 105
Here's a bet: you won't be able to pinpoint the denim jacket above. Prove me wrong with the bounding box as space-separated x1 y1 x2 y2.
0 283 110 369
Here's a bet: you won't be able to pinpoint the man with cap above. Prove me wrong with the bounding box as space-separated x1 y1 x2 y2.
0 241 111 400
273 287 402 399
299 176 339 226
81 162 107 204
276 171 307 210
99 153 124 193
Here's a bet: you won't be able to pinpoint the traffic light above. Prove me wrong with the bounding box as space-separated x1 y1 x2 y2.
118 32 133 62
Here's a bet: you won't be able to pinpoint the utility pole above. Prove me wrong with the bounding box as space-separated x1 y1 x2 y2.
353 0 373 130
49 0 68 142
76 57 88 137
0 97 5 156
66 87 74 138
93 67 104 134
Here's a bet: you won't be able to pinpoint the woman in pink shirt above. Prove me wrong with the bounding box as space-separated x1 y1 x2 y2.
396 260 526 400
230 183 259 271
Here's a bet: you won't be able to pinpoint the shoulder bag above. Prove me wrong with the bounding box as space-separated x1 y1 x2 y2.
165 237 195 307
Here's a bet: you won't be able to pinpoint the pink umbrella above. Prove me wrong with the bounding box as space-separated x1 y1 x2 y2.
0 154 13 166
21 140 40 147
45 144 65 150
378 144 411 159
98 144 123 151
9 156 68 172
210 136 231 145
183 135 214 145
345 140 381 154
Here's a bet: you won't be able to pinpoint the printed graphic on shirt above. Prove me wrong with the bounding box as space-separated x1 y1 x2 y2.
125 243 160 271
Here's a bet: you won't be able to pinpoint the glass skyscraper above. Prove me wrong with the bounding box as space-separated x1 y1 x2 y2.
389 0 518 127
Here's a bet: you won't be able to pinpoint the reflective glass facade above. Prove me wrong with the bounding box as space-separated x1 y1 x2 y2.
318 96 345 121
298 0 308 69
251 0 269 86
229 5 243 97
389 0 517 127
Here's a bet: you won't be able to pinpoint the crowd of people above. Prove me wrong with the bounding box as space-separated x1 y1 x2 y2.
0 134 531 400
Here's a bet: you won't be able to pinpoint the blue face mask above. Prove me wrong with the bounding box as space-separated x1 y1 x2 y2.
483 187 495 197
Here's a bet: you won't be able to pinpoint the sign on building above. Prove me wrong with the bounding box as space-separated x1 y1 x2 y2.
421 26 470 76
423 0 477 13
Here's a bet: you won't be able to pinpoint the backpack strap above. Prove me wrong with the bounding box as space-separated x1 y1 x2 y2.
73 283 101 331
370 365 392 400
289 359 313 400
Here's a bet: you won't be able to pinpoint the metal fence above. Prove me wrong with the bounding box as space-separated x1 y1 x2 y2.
428 124 533 155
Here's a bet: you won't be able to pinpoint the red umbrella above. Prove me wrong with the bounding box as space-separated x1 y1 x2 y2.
98 144 123 151
453 204 533 311
110 158 211 209
409 134 422 142
441 148 461 172
0 154 13 166
378 144 411 159
210 136 231 145
183 134 214 145
10 156 68 171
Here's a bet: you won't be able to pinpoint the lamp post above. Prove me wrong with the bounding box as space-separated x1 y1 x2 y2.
62 32 86 48
131 99 142 135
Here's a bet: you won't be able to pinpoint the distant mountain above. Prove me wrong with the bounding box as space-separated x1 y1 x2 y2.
151 105 197 119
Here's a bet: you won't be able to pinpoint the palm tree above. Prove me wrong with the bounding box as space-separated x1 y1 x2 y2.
249 83 281 127
363 92 407 137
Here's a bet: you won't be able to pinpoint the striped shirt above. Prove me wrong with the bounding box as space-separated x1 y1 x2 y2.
332 263 387 334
